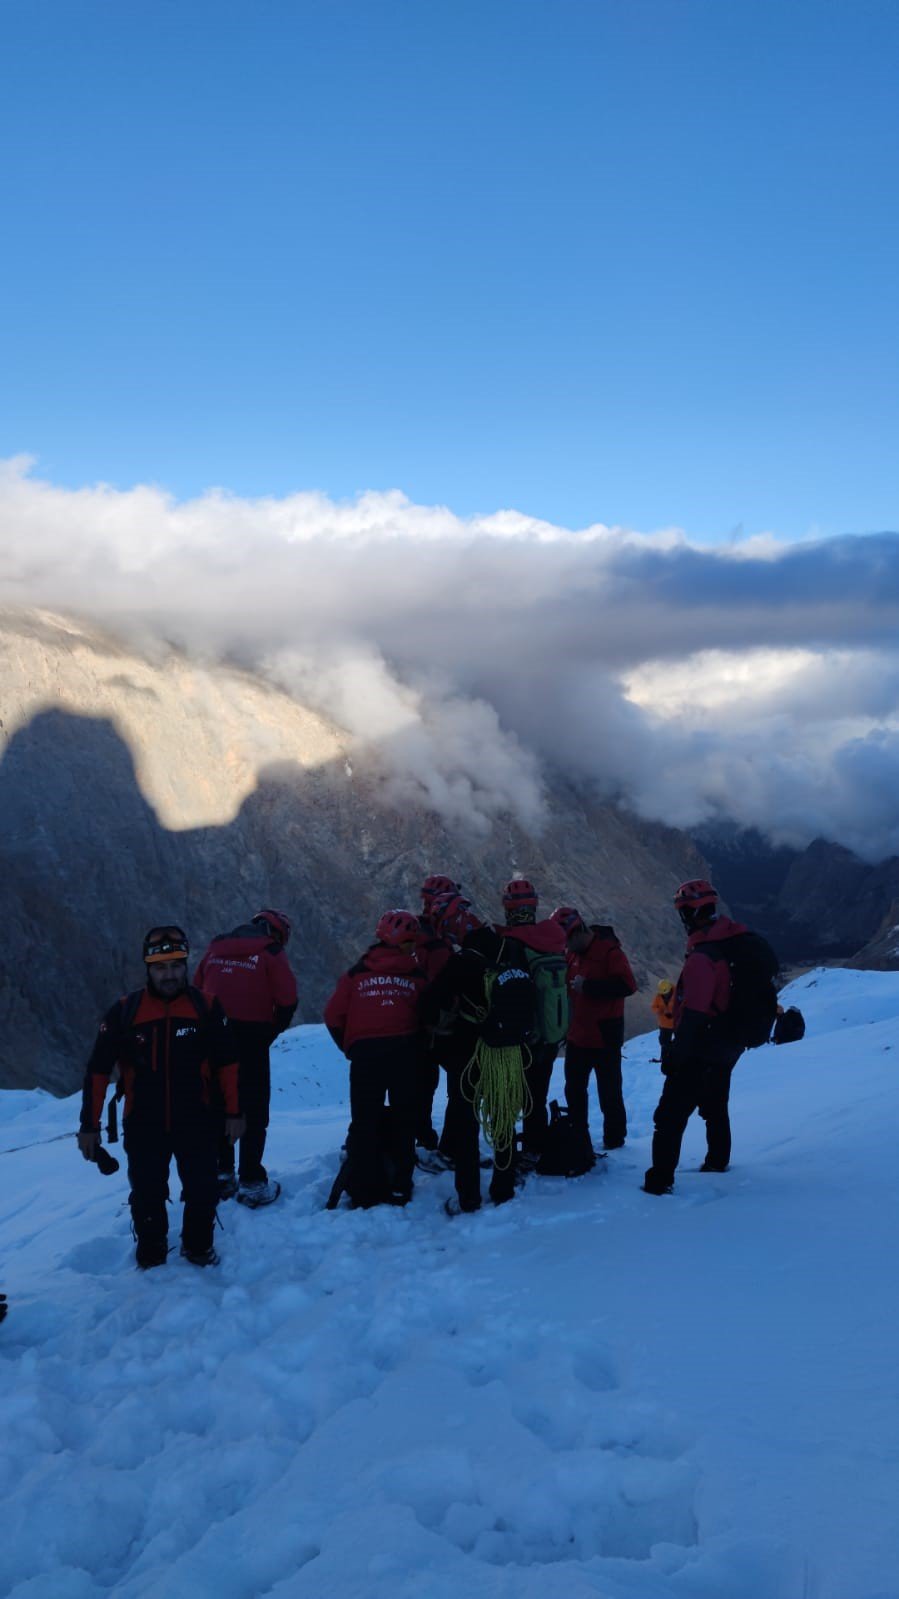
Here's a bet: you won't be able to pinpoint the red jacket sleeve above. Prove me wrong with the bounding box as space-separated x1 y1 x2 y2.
323 974 352 1051
679 949 727 1015
205 996 241 1116
607 944 637 995
267 948 299 1010
79 1001 124 1130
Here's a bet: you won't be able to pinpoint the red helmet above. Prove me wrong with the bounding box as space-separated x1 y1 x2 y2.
674 880 718 931
429 893 482 943
673 880 718 913
502 878 538 910
550 905 585 935
376 909 421 947
421 873 460 905
253 908 292 946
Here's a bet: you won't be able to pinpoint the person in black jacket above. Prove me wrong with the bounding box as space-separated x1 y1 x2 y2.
78 926 244 1268
421 896 534 1213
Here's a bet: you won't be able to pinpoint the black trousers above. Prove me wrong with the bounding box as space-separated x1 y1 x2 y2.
348 1037 420 1206
125 1115 218 1253
219 1023 272 1184
442 1062 516 1209
521 1042 558 1155
649 1056 739 1184
416 1057 441 1143
564 1041 627 1145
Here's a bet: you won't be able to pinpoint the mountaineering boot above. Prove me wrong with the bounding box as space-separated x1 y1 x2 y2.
180 1243 220 1267
131 1199 168 1269
181 1201 217 1264
236 1178 281 1209
642 1168 673 1195
135 1236 168 1269
416 1149 454 1175
699 1160 729 1173
603 1137 625 1150
217 1172 239 1201
416 1126 440 1152
444 1195 481 1217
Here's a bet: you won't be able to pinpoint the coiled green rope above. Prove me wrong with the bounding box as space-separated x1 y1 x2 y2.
461 1041 532 1169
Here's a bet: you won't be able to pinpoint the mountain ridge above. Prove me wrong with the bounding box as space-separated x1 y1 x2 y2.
0 610 705 1092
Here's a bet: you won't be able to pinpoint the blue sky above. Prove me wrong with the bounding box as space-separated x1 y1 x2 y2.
1 0 897 540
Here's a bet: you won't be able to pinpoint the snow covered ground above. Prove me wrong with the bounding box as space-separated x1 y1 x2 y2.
2 968 898 1599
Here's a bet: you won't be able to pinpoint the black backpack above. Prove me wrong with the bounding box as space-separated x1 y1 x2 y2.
773 1006 806 1045
704 931 780 1050
536 1101 597 1177
462 938 536 1050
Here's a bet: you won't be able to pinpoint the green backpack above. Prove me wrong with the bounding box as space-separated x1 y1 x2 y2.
524 950 570 1046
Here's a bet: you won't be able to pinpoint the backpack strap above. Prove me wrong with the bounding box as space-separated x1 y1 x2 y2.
117 989 143 1031
112 990 143 1104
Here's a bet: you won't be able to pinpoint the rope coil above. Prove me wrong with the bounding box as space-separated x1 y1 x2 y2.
460 1040 532 1169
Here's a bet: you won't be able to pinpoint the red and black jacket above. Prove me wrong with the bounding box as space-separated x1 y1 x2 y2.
194 923 298 1034
324 944 428 1055
670 914 749 1067
566 925 637 1051
80 986 240 1134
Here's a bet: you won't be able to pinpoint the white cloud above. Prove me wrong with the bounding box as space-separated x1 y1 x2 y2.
2 456 899 858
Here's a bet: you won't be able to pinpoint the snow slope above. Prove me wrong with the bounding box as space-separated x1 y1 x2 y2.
2 969 898 1599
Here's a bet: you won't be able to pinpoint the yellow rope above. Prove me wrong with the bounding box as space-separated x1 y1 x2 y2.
461 1041 532 1169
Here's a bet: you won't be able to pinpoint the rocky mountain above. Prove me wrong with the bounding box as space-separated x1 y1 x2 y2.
695 824 899 970
847 905 899 969
0 609 707 1094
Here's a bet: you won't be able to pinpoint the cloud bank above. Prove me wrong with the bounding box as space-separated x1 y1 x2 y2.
2 455 899 857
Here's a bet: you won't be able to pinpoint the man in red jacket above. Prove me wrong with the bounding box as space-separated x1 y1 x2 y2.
78 926 243 1268
552 906 637 1149
497 878 568 1161
324 909 427 1208
643 880 748 1194
194 908 297 1207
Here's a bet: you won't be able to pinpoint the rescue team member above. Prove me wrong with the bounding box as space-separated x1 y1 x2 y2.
78 927 243 1268
651 978 676 1066
422 892 534 1213
551 906 637 1149
194 908 298 1208
498 879 567 1161
643 880 748 1194
323 910 428 1208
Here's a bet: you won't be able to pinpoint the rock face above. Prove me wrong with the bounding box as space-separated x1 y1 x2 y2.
696 824 899 969
0 610 706 1094
776 841 899 960
847 905 899 970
